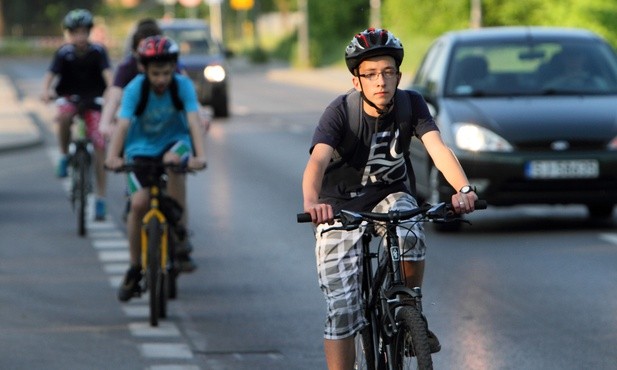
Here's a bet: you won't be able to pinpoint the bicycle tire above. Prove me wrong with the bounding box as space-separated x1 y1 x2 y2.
73 150 88 236
167 229 178 300
391 306 433 370
146 218 163 326
354 322 377 370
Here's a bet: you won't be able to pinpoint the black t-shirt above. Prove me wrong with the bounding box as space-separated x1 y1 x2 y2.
310 90 439 212
49 43 110 99
112 54 140 88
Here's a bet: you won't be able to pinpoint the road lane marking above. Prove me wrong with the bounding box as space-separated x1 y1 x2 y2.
599 233 617 245
140 343 194 359
129 322 181 337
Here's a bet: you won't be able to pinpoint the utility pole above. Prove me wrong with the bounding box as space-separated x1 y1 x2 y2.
370 0 381 28
470 0 482 29
297 0 309 67
206 0 224 42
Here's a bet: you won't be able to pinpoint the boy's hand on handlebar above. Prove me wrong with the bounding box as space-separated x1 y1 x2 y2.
304 202 334 225
188 156 207 171
105 156 124 170
451 190 478 214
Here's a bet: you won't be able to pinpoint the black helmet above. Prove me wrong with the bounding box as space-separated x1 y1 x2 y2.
62 9 94 30
137 35 179 65
345 28 404 74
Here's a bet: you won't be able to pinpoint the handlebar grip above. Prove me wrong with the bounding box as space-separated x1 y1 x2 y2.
475 200 488 209
297 213 312 223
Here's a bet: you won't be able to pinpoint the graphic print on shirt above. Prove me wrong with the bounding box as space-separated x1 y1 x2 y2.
141 103 177 136
361 128 407 186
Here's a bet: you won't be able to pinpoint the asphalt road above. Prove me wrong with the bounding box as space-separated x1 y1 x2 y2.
1 56 617 370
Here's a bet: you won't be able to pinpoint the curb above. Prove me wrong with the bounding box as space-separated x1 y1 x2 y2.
0 74 43 152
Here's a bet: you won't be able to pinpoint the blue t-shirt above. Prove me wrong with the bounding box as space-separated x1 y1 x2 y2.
119 73 199 159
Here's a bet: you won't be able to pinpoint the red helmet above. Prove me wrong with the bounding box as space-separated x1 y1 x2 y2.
345 28 404 74
137 35 179 65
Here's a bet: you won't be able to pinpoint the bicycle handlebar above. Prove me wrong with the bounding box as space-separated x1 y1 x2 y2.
296 200 487 224
54 95 104 112
105 162 193 174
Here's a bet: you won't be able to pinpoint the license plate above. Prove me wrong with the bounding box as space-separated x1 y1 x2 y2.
525 160 599 179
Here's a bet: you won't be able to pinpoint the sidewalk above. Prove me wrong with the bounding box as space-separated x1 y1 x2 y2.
0 74 42 152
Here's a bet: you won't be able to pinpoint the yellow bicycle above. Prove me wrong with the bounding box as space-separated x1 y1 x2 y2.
113 160 187 326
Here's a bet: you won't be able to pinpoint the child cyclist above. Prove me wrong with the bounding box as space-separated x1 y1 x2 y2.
105 36 207 302
41 8 113 220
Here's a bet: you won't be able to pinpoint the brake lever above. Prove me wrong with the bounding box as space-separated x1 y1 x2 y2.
320 224 360 236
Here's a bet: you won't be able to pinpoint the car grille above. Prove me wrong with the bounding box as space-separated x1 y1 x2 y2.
515 140 607 151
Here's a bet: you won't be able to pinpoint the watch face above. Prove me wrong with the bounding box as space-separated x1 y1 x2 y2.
461 185 472 193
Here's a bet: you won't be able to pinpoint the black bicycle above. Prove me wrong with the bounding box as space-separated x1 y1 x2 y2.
57 95 103 236
110 160 189 326
298 200 486 370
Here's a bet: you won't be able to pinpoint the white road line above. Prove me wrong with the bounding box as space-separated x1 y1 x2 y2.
149 365 201 370
103 262 129 274
122 305 150 318
599 233 617 245
92 239 129 249
140 343 194 359
98 250 131 262
129 322 181 337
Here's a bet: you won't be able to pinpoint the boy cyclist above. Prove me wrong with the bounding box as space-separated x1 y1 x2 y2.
41 8 113 220
99 18 163 138
105 36 207 302
302 28 479 369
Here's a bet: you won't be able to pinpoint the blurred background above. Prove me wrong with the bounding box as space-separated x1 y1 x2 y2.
2 0 617 72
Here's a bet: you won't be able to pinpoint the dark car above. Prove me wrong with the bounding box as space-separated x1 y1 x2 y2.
158 19 231 117
409 26 617 223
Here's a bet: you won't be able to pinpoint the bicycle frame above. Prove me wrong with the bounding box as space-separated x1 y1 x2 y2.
361 222 424 369
140 185 170 271
298 201 486 370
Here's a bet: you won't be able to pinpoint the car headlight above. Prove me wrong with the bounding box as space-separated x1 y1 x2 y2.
453 123 513 152
203 65 226 83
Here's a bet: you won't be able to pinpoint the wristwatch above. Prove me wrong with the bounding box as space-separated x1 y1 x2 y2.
459 185 476 194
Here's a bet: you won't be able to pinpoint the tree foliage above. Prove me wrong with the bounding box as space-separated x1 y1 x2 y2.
4 0 617 68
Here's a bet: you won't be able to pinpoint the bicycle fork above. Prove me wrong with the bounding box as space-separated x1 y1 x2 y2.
140 186 170 271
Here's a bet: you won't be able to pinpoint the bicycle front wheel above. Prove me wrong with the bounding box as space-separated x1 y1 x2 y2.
146 218 165 326
354 324 377 370
391 306 433 370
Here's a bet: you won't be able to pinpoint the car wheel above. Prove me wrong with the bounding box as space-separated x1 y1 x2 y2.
586 204 615 220
429 166 463 232
212 94 229 118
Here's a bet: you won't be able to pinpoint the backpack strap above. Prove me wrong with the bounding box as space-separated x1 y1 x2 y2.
134 75 184 117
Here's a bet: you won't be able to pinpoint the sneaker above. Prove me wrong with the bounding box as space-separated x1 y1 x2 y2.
175 239 197 273
56 156 68 178
95 198 106 221
175 254 197 273
118 266 142 302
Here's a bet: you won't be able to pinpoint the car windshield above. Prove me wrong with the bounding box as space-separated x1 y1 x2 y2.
162 28 220 56
445 40 617 97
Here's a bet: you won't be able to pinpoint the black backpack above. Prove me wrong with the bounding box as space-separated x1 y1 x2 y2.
337 88 418 194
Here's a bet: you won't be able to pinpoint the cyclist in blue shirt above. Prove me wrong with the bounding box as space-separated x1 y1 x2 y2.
106 36 206 302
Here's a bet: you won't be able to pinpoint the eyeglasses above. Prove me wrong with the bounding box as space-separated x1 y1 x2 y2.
357 70 399 81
